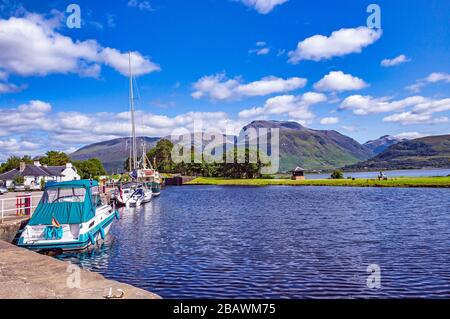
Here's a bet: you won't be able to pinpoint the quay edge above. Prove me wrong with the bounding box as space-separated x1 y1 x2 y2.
0 240 161 299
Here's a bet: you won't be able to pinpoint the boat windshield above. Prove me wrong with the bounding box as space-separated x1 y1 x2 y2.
43 187 86 204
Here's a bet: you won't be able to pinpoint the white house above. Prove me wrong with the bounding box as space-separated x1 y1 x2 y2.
0 161 80 189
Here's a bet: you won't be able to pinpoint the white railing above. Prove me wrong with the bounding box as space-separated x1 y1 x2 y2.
0 195 42 224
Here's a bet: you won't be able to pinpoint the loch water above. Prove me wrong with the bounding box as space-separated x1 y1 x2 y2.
58 185 450 298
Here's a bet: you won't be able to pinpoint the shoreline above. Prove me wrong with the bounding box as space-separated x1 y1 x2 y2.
186 176 450 188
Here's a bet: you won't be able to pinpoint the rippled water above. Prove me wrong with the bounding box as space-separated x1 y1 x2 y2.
58 186 450 299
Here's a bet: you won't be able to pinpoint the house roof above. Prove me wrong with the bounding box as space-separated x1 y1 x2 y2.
0 164 65 180
41 166 65 176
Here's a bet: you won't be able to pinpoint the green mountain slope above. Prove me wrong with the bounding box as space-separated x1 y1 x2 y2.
344 135 450 170
70 137 160 172
244 121 373 171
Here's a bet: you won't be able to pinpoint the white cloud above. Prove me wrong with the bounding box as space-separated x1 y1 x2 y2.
0 100 249 158
239 92 327 124
127 0 153 11
288 27 382 63
249 41 270 55
395 132 425 140
381 54 410 67
0 138 41 160
340 94 450 125
192 73 307 100
0 13 160 78
341 125 358 132
340 95 427 115
314 71 368 92
256 48 270 55
238 0 288 14
406 72 450 92
320 117 339 125
383 112 448 125
0 82 26 94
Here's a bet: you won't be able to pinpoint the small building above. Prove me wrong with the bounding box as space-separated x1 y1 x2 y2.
292 167 306 180
0 160 80 188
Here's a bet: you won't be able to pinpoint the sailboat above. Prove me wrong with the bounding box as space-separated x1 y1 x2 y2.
117 52 153 207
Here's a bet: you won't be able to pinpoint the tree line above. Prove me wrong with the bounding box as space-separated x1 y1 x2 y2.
0 151 106 180
125 139 269 179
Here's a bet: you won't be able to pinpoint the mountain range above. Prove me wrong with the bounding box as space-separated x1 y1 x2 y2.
363 135 406 155
69 121 450 172
344 135 450 171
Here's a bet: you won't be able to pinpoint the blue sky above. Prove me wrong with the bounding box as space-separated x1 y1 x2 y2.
0 0 449 160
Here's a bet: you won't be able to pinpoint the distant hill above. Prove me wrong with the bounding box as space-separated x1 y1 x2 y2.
70 137 160 172
244 121 373 172
344 135 450 171
364 135 406 154
70 120 374 173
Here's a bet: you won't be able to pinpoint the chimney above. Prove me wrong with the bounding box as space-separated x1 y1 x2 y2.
19 161 26 172
34 160 41 167
66 163 73 169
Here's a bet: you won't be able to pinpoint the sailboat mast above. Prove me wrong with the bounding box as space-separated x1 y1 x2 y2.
128 52 138 171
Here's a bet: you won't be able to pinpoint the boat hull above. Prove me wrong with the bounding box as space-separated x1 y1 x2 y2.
18 207 118 252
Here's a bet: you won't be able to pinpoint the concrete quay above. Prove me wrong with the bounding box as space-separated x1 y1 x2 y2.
0 240 161 299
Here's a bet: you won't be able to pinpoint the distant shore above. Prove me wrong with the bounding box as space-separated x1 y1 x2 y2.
186 176 450 188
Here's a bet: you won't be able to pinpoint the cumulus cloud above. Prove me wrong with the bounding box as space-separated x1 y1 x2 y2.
238 92 327 124
340 94 450 125
0 82 26 94
381 54 410 67
0 13 160 79
314 71 368 92
340 95 427 115
406 72 450 92
320 117 339 125
192 73 307 100
0 100 248 158
238 0 288 14
0 138 41 160
383 112 448 125
288 27 382 63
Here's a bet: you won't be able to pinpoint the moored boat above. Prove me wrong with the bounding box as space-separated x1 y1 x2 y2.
18 180 119 251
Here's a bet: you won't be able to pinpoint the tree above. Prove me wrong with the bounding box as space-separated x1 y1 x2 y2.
331 170 344 179
74 158 106 179
0 156 33 173
147 139 175 173
40 151 71 166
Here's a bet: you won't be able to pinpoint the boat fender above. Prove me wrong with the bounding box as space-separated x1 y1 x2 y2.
44 226 53 240
54 227 64 240
100 227 106 240
89 232 96 245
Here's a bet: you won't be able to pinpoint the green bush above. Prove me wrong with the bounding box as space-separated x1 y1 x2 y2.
330 170 344 179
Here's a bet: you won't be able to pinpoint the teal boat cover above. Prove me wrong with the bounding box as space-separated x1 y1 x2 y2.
29 180 99 226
